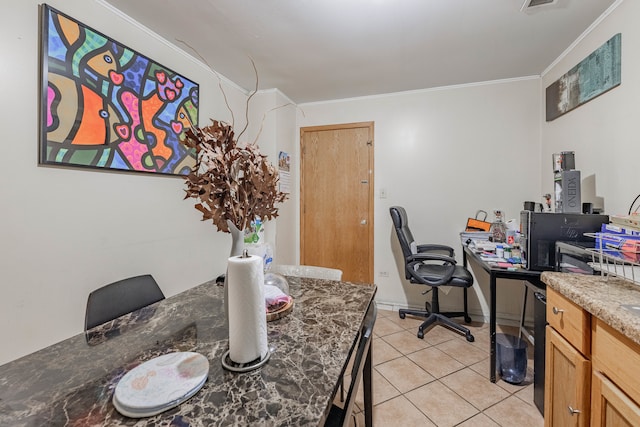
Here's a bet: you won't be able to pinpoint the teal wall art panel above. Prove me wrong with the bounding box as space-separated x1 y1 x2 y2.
546 33 621 122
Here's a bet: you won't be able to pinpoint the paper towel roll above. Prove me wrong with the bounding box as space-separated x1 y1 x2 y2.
227 254 268 364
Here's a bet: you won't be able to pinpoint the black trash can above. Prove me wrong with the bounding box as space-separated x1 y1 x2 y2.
496 333 528 384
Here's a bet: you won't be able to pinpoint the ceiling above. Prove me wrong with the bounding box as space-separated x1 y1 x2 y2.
102 0 618 104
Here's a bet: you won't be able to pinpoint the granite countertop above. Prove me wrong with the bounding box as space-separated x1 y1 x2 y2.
0 277 377 426
541 272 640 345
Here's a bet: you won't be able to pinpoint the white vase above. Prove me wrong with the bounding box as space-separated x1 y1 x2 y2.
228 220 245 257
225 220 245 332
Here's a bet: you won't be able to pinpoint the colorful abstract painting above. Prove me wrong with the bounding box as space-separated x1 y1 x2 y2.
546 33 621 122
39 5 199 176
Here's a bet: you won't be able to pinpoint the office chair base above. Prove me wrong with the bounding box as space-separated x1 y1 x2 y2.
425 302 474 322
399 309 472 325
400 310 475 342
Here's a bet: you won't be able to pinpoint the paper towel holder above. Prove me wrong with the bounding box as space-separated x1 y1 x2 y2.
222 248 271 372
221 349 271 373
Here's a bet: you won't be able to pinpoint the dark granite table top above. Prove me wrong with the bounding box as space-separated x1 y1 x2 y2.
0 277 376 426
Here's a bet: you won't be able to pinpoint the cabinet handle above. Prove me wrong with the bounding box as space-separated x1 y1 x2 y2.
552 307 564 315
567 406 581 416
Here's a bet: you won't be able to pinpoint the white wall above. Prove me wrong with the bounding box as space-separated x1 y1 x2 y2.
541 1 634 216
244 89 298 263
297 78 541 322
0 0 283 365
272 92 299 265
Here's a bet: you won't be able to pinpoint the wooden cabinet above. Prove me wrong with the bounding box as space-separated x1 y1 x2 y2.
591 319 640 427
591 370 640 426
544 288 591 427
544 287 640 427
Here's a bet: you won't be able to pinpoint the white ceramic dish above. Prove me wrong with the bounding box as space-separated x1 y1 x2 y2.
113 352 209 418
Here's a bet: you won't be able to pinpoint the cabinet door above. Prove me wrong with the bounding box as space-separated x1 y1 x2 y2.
591 371 640 427
544 326 591 427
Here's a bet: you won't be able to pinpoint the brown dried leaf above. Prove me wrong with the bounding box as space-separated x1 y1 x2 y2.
182 120 288 232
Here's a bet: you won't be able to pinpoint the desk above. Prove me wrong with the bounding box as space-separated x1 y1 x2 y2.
462 245 543 382
0 277 376 426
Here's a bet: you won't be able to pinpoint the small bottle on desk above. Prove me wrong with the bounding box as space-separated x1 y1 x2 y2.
503 246 512 260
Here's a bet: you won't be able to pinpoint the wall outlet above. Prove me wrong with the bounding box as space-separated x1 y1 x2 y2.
379 271 389 277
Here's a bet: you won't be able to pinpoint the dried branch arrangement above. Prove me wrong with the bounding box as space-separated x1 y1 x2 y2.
182 120 288 233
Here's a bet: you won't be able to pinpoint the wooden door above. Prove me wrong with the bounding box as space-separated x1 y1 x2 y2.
300 122 374 284
544 326 591 427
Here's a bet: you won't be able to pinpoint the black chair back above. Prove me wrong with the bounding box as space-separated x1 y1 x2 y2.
390 206 416 278
85 274 165 330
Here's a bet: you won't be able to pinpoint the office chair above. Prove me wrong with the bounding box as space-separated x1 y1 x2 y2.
325 302 376 427
390 206 474 342
85 274 165 330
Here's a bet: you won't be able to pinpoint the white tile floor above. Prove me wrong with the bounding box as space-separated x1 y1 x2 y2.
345 308 544 427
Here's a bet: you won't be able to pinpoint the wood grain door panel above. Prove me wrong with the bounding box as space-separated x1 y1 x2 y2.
300 122 374 283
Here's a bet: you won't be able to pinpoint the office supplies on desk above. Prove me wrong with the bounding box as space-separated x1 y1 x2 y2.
470 240 498 252
481 256 504 263
465 210 491 232
489 210 507 243
460 232 492 248
495 262 518 269
610 214 640 231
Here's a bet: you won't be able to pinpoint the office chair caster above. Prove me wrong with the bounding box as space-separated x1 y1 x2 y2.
464 315 472 323
465 332 474 342
417 330 424 339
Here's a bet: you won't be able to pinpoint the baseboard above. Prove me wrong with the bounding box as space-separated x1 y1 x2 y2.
376 300 530 327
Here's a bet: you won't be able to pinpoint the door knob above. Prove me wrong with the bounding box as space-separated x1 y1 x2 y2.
361 219 367 225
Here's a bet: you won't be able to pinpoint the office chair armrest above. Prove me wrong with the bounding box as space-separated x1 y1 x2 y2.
406 253 456 286
406 261 456 286
416 244 455 257
407 253 456 265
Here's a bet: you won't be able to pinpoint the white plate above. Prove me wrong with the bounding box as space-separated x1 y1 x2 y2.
113 352 209 418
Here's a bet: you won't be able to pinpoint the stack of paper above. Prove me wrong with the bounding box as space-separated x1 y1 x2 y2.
460 232 492 248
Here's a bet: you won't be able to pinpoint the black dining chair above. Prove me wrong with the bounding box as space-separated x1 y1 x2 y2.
390 206 474 342
325 301 377 427
85 274 165 330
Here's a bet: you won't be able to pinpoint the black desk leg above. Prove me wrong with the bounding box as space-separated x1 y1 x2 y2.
490 274 497 383
364 343 373 427
463 248 497 382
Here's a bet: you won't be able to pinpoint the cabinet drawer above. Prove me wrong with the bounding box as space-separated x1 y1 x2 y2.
546 287 590 355
593 319 640 405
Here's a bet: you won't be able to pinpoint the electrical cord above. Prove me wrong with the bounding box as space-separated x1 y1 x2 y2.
628 194 640 215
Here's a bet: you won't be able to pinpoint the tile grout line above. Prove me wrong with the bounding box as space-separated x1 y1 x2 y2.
368 310 542 426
